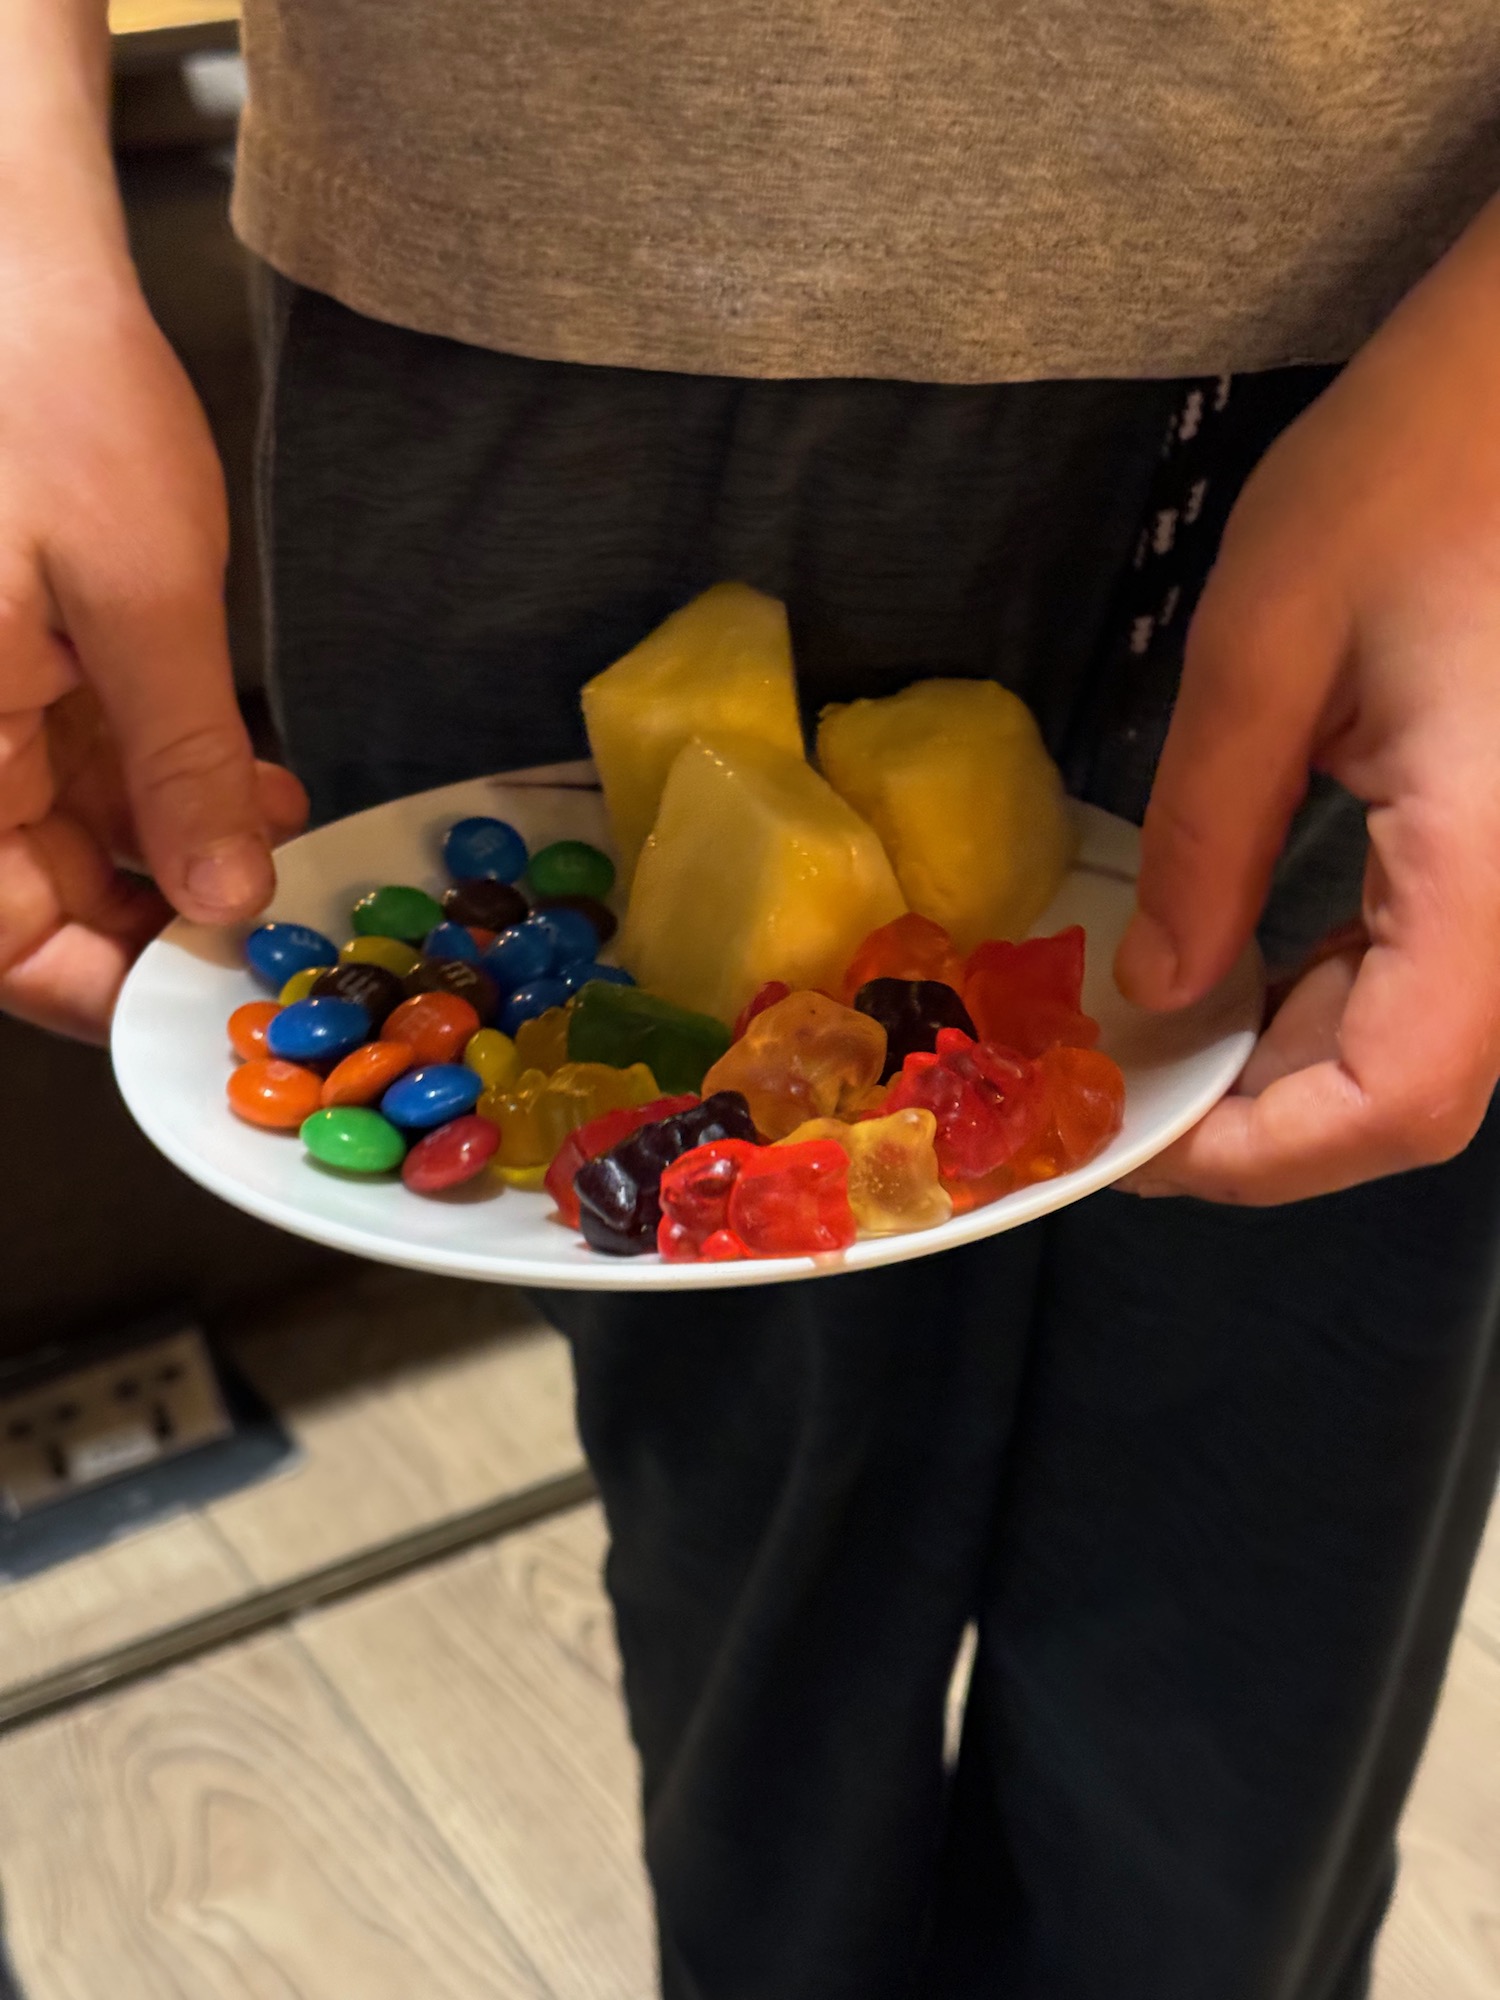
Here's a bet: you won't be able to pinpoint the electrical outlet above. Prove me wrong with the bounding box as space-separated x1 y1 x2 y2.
0 1325 231 1520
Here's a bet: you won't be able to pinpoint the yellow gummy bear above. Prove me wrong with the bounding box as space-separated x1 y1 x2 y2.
482 1061 661 1168
778 1108 953 1234
514 1006 572 1076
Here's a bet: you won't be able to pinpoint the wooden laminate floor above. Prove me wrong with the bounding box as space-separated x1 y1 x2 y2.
0 1277 1493 1998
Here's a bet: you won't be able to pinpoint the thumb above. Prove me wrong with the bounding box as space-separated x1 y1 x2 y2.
1115 576 1343 1010
63 581 274 924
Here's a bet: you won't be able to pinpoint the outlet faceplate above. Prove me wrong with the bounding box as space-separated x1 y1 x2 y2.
0 1325 231 1520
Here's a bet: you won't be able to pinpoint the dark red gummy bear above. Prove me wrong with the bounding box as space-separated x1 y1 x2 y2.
545 1092 698 1226
852 977 977 1080
884 1029 1047 1179
574 1092 760 1255
961 925 1098 1057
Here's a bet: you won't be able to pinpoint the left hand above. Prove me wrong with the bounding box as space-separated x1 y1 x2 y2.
1115 194 1500 1204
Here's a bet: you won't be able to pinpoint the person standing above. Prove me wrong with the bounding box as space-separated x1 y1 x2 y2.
3 4 1500 1995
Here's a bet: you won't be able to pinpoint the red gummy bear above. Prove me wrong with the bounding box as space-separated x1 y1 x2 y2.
729 1140 857 1256
947 1044 1126 1211
546 1092 699 1226
961 925 1099 1058
732 981 793 1041
884 1028 1047 1180
839 914 966 1004
657 1136 857 1258
657 1139 760 1260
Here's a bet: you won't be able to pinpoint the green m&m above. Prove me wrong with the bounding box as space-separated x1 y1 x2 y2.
350 884 445 944
527 840 615 902
300 1106 407 1175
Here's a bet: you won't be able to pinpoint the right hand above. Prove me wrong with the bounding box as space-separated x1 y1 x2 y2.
0 264 306 1041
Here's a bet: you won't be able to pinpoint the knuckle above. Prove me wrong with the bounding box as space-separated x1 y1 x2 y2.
1381 1078 1487 1172
132 720 248 796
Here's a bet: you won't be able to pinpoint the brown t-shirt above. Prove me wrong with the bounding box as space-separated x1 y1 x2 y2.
233 1 1500 384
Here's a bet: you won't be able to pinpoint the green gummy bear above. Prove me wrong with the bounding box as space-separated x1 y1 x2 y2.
567 982 730 1095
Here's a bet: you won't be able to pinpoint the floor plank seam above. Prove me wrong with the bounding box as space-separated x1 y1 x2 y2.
0 1466 596 1737
289 1626 565 2000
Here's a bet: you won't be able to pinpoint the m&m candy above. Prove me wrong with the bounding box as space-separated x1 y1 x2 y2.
527 839 615 902
381 1064 485 1130
443 880 528 931
320 1040 415 1107
340 935 422 978
245 923 337 992
266 996 371 1065
560 961 634 996
482 923 554 991
351 884 445 944
311 960 406 1027
443 816 527 884
526 906 598 969
423 922 482 964
228 1059 322 1130
382 991 482 1064
301 1106 407 1174
229 1000 281 1061
402 1115 500 1193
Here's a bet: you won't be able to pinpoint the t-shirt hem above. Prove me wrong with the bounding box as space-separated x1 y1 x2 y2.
232 142 1360 387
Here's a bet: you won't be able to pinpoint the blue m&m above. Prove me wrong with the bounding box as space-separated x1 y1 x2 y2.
526 906 598 969
559 961 635 995
443 817 528 885
499 978 573 1036
381 1063 485 1130
265 996 371 1064
245 923 337 992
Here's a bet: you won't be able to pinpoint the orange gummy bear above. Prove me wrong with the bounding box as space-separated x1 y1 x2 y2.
702 991 887 1140
839 913 966 1004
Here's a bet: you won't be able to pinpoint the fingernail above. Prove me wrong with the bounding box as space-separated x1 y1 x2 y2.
185 837 270 915
1116 911 1180 1005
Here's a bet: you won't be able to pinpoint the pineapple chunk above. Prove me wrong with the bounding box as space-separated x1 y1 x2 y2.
817 679 1075 950
616 735 906 1024
581 582 804 883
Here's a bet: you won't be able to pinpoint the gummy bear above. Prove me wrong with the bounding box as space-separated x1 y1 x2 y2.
852 978 977 1080
728 1140 857 1256
482 1060 661 1169
545 1093 700 1226
778 1108 953 1234
883 1028 1047 1180
701 991 886 1140
961 925 1099 1057
839 913 966 1004
567 980 731 1095
1013 1045 1126 1180
574 1092 759 1254
514 1005 573 1075
656 1139 761 1260
658 1136 856 1259
732 980 793 1040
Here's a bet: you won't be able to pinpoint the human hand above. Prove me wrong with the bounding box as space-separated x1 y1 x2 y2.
1115 198 1500 1203
0 266 307 1042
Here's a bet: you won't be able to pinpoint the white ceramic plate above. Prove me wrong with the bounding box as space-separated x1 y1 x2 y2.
111 763 1262 1290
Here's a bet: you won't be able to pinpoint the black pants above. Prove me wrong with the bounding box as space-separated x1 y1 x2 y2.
258 278 1500 2000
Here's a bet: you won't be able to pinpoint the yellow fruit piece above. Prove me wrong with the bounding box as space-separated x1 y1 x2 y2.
483 1061 661 1168
464 1028 520 1092
780 1109 953 1234
617 736 906 1026
581 582 805 882
340 934 421 977
278 966 322 1006
817 679 1075 950
514 1006 572 1076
